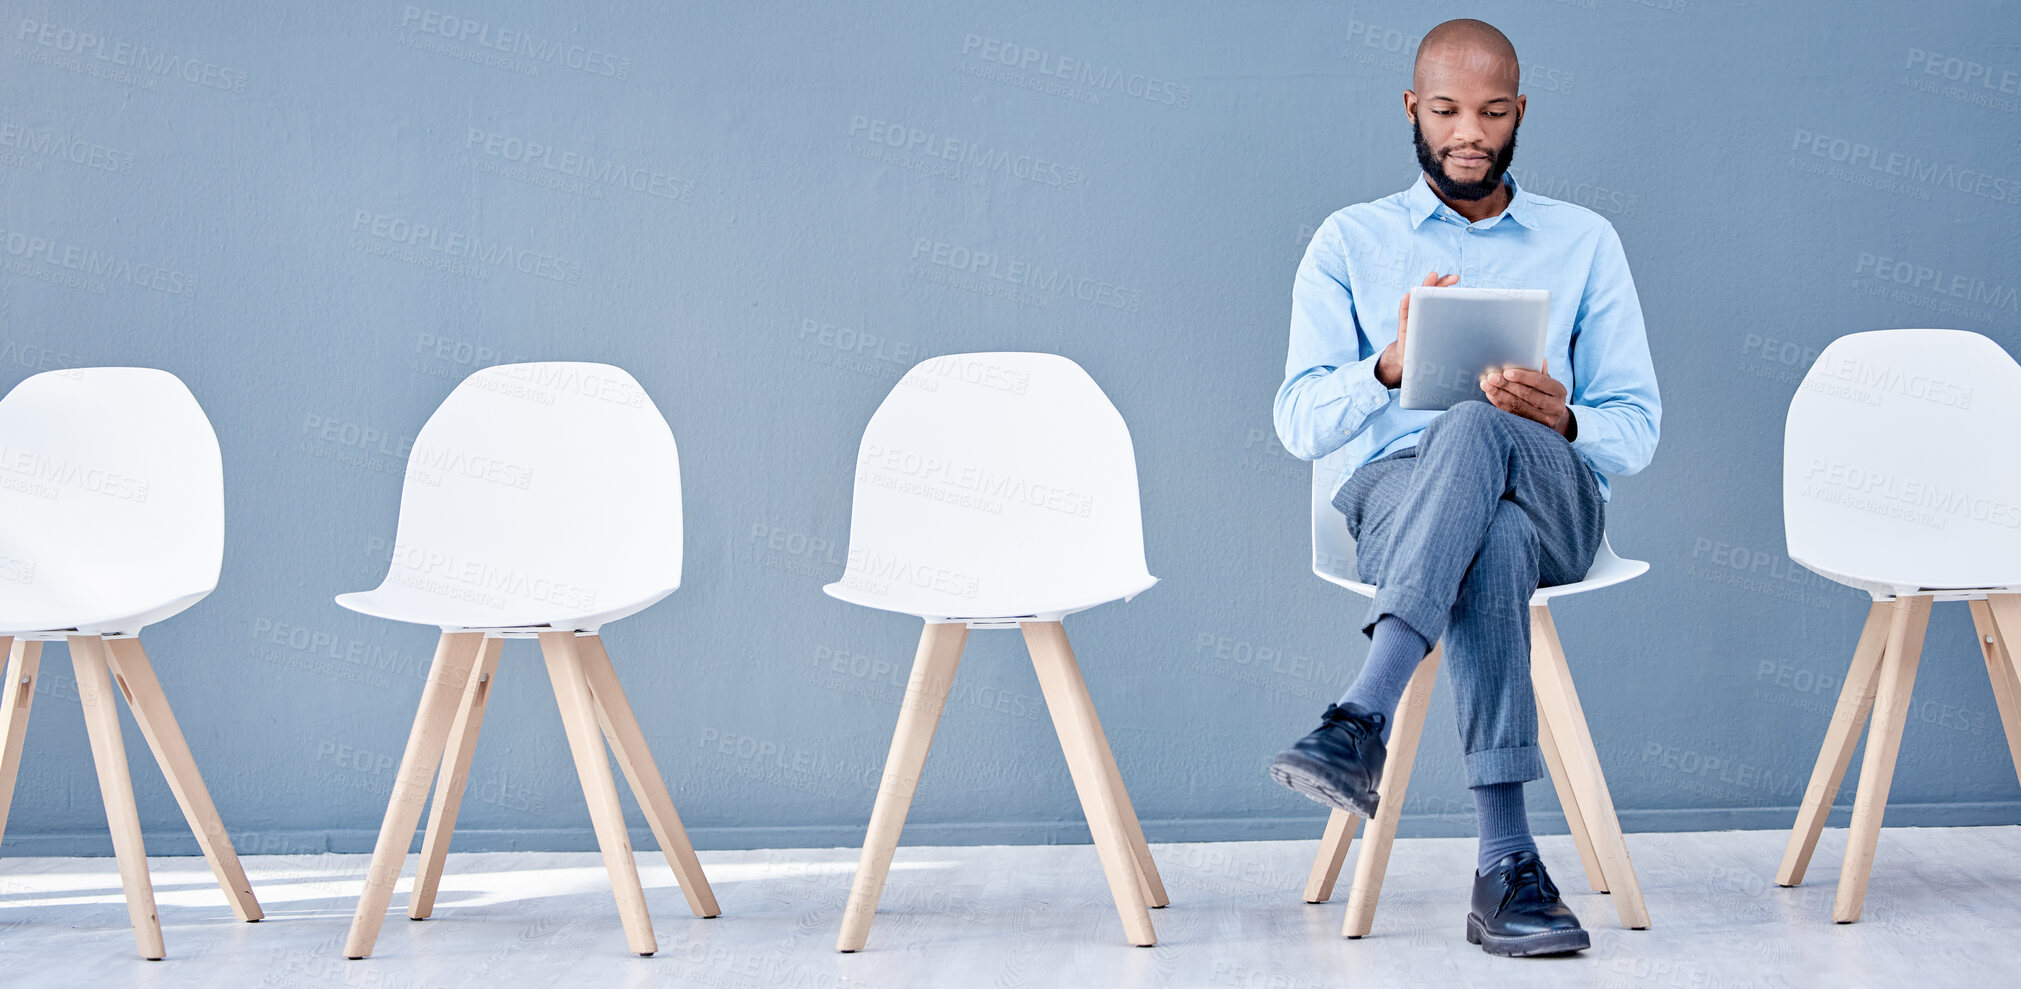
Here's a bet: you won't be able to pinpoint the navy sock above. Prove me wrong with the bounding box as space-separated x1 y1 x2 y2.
1336 614 1429 742
1473 781 1538 873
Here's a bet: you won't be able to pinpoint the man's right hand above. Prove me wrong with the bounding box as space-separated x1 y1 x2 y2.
1375 271 1459 388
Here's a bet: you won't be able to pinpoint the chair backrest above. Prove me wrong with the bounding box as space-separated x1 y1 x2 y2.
0 368 223 625
1784 328 2021 592
371 362 682 622
836 352 1152 617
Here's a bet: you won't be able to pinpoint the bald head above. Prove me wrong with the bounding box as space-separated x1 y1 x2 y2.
1404 19 1524 204
1412 19 1519 94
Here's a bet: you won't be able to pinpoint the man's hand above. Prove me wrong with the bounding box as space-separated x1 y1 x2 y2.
1375 271 1459 388
1482 361 1573 437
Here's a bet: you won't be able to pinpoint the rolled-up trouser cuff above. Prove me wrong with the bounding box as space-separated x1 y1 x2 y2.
1361 583 1450 646
1465 745 1544 787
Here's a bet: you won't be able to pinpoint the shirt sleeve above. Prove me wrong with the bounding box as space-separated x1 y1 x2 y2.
1566 222 1661 477
1273 221 1395 461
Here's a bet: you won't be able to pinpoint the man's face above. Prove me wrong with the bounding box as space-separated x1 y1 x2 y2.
1407 43 1524 201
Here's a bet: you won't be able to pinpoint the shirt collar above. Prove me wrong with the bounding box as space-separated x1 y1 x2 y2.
1404 172 1536 231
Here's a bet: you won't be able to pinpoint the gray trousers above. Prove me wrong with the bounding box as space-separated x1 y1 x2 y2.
1332 401 1605 788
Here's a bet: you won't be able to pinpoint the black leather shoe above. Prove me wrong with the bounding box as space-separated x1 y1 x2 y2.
1467 850 1590 957
1268 703 1387 816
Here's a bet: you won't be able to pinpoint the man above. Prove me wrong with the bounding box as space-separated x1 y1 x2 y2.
1267 19 1659 958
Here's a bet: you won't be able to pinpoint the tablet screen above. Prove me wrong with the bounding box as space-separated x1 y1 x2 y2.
1398 287 1550 411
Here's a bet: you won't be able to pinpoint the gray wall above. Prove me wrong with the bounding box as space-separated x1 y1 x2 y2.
3 0 2018 857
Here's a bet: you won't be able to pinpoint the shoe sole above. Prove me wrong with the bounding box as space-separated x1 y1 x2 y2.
1465 913 1590 957
1269 750 1379 817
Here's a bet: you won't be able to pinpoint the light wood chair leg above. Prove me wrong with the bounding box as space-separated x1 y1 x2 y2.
1302 809 1357 904
408 636 503 920
1085 695 1168 908
539 631 657 956
1528 606 1649 929
1537 694 1608 893
67 635 164 960
1833 594 1932 923
1972 598 2021 789
1778 600 1892 887
100 637 263 923
577 634 721 919
344 631 484 959
0 638 41 851
1341 647 1439 938
1023 620 1156 946
837 620 967 952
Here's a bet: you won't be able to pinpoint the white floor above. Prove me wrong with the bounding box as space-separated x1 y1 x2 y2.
3 827 2017 987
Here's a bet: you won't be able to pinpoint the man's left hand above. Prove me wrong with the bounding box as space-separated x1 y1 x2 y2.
1481 362 1573 437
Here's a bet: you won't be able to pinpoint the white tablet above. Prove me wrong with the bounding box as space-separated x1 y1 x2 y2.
1398 286 1550 411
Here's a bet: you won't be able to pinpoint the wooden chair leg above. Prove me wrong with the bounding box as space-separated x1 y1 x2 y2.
1778 600 1892 887
538 631 657 956
576 634 722 919
1987 595 2021 654
837 620 967 952
0 638 41 851
1537 694 1608 893
408 636 503 920
1341 647 1439 938
1972 598 2021 789
67 636 163 960
1302 809 1357 904
1085 694 1168 908
1528 606 1650 929
100 637 263 923
344 631 484 959
1834 594 1932 923
1023 620 1156 946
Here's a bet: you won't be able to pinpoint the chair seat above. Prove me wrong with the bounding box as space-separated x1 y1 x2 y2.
334 583 676 633
0 590 212 639
821 573 1158 625
1792 557 2021 601
1314 549 1648 604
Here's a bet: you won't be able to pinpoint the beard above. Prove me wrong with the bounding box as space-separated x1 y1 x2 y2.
1412 114 1518 201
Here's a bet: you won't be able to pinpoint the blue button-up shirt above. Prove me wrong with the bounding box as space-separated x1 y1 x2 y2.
1274 173 1660 502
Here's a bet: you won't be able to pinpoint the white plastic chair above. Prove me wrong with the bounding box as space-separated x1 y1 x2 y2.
1298 440 1653 936
828 352 1166 951
0 367 263 960
1773 328 2021 922
337 362 718 959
